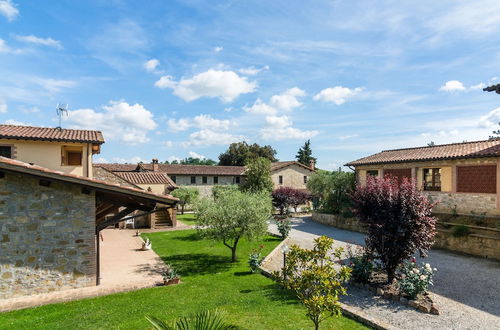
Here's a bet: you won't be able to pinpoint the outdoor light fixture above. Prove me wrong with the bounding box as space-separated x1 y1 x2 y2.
281 244 290 281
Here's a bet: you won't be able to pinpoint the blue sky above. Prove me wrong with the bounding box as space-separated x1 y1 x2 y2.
1 0 500 169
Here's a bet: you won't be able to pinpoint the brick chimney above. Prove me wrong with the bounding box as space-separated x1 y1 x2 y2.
309 159 315 170
152 158 159 172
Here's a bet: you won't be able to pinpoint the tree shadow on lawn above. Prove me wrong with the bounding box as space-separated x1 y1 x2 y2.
161 254 232 276
260 283 299 305
170 232 202 241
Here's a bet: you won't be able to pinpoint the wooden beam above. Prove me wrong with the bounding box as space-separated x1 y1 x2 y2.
96 207 135 232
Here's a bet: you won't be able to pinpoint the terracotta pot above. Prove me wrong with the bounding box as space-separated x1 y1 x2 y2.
164 277 180 286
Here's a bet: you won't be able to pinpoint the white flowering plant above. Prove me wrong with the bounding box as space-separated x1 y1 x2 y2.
398 258 436 299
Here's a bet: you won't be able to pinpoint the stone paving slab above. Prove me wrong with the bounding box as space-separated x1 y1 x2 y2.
0 229 167 313
268 216 500 330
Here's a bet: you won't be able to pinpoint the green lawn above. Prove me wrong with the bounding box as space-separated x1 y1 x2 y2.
176 213 197 226
0 230 367 330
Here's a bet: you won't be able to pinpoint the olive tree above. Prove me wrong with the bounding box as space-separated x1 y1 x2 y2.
171 187 199 214
240 157 274 194
195 190 271 262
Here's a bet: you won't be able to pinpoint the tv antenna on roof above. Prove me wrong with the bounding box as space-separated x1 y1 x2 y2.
56 103 68 130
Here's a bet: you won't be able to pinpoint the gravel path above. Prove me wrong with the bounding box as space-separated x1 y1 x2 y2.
268 216 500 330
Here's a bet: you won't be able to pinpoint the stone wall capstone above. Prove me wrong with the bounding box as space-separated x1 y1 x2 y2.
0 172 96 299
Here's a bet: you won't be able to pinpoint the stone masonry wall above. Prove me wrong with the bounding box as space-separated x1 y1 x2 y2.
311 212 500 260
0 172 96 299
424 191 497 215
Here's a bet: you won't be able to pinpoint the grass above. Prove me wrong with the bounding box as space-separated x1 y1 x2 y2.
0 230 367 330
177 213 197 226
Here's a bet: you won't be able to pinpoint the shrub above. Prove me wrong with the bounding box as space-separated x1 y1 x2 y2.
274 236 351 330
275 216 292 239
347 245 374 284
307 170 355 214
195 190 271 262
248 245 265 273
398 259 436 299
272 187 310 215
452 224 470 237
212 184 239 200
352 175 437 283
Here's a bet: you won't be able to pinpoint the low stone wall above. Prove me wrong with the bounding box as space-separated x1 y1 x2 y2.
0 173 96 299
311 212 500 261
424 191 498 216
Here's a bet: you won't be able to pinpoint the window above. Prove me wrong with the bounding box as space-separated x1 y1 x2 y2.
190 176 196 184
304 175 308 184
61 146 83 166
367 170 379 177
171 175 176 184
279 175 283 184
423 168 441 191
214 176 218 184
202 176 208 184
0 146 12 158
235 176 240 184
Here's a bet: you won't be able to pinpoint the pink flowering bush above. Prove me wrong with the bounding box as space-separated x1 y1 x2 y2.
352 175 437 283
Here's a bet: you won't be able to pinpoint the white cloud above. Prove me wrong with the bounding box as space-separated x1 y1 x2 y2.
144 59 161 73
188 151 206 159
166 155 181 163
0 100 6 113
164 140 174 147
339 134 359 140
4 119 28 126
67 101 157 144
29 77 77 94
478 107 500 128
238 65 269 76
214 46 223 52
260 115 318 141
313 86 363 105
184 129 245 146
15 35 62 49
439 80 466 92
94 157 108 163
0 38 21 54
155 69 257 102
111 156 146 164
193 114 231 130
270 87 305 111
20 106 39 114
167 114 232 132
243 98 277 115
167 118 191 132
0 0 18 21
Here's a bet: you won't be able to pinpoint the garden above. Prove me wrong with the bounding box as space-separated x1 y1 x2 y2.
0 229 366 330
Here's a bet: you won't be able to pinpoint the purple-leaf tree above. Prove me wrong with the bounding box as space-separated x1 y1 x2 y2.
352 175 437 283
272 187 310 214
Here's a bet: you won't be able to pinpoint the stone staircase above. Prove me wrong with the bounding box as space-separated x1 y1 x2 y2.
152 209 173 229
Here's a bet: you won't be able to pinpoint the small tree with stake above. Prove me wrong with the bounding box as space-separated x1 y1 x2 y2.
275 236 351 330
195 190 271 262
352 175 437 283
171 187 199 214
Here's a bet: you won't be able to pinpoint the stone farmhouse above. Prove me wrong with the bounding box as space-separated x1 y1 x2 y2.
96 159 317 198
346 139 500 216
0 125 179 299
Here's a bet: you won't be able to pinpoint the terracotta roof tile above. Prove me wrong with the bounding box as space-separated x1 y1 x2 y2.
345 139 500 166
114 171 177 188
95 163 246 175
270 161 315 172
0 125 104 144
0 157 178 204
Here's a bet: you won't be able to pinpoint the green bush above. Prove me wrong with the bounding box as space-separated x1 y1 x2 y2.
347 245 373 284
452 224 470 237
307 170 355 215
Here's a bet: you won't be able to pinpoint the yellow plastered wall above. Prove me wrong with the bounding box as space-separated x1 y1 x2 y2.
136 183 167 194
0 139 93 177
440 167 452 192
358 170 367 185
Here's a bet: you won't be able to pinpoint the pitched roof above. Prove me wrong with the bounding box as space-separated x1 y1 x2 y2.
95 163 246 176
114 171 177 188
270 161 316 172
0 157 178 204
345 139 500 166
0 125 105 144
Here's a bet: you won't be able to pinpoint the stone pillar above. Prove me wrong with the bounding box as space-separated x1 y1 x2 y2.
170 207 177 227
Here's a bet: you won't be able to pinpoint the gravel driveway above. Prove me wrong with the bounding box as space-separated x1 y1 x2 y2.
268 216 500 329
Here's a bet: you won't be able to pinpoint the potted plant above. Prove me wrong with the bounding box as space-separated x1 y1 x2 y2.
163 267 180 285
248 245 265 273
